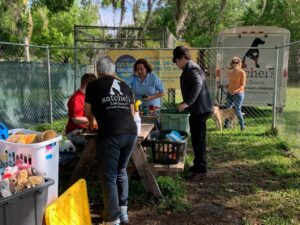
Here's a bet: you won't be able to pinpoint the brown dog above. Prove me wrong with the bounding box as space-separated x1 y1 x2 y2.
212 106 238 131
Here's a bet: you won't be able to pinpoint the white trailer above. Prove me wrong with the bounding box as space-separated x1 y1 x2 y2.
213 26 290 108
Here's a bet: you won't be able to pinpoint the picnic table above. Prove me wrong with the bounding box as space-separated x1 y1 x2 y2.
70 123 162 199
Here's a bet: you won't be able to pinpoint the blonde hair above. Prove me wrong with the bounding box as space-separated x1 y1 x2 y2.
230 56 241 69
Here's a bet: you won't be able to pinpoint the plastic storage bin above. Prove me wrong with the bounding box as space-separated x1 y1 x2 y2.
0 178 54 225
159 109 190 133
148 130 188 164
45 179 92 225
0 129 62 205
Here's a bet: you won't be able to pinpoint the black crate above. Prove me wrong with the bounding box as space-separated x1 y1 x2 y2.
148 130 188 164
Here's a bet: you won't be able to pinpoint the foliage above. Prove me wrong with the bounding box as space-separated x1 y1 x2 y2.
241 0 300 41
29 117 67 134
0 0 29 42
39 0 75 13
30 1 98 62
150 0 300 46
2 0 300 49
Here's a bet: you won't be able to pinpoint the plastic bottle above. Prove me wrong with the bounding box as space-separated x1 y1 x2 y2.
134 112 141 134
134 100 142 134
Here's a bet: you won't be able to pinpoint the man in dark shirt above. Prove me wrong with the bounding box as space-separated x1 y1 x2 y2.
85 56 137 225
173 46 213 181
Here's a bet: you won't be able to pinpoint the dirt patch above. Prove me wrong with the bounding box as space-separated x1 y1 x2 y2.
89 146 268 225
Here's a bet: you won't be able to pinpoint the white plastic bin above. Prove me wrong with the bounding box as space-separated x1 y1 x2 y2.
0 129 62 205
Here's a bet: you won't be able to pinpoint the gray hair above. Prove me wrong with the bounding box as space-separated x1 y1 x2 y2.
96 56 116 76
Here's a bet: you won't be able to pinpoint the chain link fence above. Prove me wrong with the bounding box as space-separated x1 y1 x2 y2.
0 41 299 151
276 41 300 153
0 42 87 128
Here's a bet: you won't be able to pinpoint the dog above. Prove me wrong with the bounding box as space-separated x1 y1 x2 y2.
211 106 238 131
242 38 265 68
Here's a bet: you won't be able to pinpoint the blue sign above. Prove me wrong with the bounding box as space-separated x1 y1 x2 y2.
115 55 136 85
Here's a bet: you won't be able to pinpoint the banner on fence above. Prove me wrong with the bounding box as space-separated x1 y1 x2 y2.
107 49 197 89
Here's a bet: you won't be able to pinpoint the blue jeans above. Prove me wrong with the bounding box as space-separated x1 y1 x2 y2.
97 134 137 223
225 93 245 129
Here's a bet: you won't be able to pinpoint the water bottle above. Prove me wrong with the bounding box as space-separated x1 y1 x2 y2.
134 112 141 134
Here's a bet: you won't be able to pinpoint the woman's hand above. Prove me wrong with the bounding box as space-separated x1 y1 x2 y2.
142 95 152 101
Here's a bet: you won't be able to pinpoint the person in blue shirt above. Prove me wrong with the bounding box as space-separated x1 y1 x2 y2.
130 58 165 108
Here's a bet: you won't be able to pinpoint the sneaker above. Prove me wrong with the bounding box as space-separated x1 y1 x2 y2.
101 223 120 225
120 206 129 224
120 211 129 224
185 172 207 181
102 220 120 225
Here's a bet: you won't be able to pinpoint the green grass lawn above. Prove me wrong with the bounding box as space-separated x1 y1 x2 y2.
204 118 300 224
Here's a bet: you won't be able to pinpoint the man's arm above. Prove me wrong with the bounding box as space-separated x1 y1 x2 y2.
71 117 89 125
84 103 96 129
178 69 202 112
68 96 89 125
186 69 202 105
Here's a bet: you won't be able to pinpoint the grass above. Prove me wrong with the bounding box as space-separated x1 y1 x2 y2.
277 86 300 156
204 111 300 224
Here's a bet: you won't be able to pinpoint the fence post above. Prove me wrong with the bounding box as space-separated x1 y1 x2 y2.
46 46 53 125
74 41 77 92
271 46 280 130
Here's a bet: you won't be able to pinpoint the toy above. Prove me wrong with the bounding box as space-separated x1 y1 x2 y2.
0 165 46 196
26 176 44 188
0 179 12 198
29 167 45 177
15 169 28 192
6 130 57 144
134 100 142 112
3 166 18 179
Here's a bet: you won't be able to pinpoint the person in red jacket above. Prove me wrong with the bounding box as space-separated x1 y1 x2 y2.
66 73 96 144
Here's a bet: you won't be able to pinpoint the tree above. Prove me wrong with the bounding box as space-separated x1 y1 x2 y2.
33 0 75 13
150 0 246 47
0 0 30 43
31 1 99 62
242 0 300 41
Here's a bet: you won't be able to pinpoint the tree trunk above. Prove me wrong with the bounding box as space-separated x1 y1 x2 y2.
143 0 155 32
132 0 140 26
23 0 32 62
175 0 189 36
118 0 126 46
214 0 227 26
257 0 267 19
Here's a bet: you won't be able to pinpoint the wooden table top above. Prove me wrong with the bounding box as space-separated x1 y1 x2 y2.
138 123 155 140
79 123 155 141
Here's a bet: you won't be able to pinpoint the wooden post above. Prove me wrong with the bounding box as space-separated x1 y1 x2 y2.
131 139 162 199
